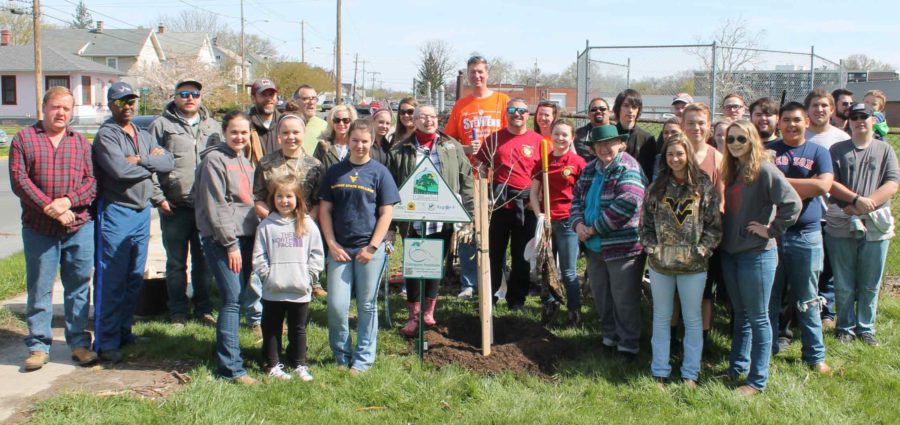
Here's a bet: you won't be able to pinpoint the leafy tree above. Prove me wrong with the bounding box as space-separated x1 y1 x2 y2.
70 0 94 29
416 40 455 97
266 62 334 96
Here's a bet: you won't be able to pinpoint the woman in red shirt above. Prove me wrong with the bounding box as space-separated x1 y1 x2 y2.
529 119 587 326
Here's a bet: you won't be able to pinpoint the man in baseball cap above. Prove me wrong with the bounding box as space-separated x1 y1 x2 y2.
107 81 139 101
671 93 693 119
246 78 281 165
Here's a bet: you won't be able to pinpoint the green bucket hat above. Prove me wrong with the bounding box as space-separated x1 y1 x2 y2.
587 124 627 144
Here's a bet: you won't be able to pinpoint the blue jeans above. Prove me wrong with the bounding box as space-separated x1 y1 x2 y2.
649 268 705 381
242 272 263 327
160 207 212 318
202 236 253 380
457 239 477 291
818 227 836 320
326 244 385 371
721 248 777 391
23 224 94 353
825 234 890 336
770 230 826 364
93 201 150 353
549 218 581 311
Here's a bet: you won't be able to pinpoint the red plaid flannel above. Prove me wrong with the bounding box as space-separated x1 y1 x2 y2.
9 122 96 236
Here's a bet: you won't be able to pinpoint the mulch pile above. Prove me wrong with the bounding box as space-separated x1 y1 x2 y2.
415 314 573 377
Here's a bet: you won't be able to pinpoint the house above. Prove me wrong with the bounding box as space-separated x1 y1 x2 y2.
154 24 216 64
0 29 126 124
212 39 260 93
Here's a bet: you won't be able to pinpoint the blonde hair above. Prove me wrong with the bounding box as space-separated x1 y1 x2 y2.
864 90 886 112
324 104 359 141
721 120 767 186
266 175 308 235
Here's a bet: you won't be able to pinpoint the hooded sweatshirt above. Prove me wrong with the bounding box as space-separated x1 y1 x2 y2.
252 213 324 303
194 143 257 250
721 161 801 254
93 118 175 210
149 101 223 207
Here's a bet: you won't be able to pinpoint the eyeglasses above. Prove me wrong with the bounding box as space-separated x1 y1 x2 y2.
726 135 749 144
113 98 138 108
332 117 352 124
589 106 608 113
294 96 318 103
176 91 201 99
849 114 869 121
399 108 415 116
417 114 437 121
723 104 744 110
507 107 528 115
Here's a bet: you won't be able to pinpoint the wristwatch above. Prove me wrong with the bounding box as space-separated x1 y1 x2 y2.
366 245 378 253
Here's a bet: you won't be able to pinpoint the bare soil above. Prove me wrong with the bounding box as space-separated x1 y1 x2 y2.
415 314 573 378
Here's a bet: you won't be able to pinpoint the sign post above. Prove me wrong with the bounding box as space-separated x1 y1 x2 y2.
395 157 473 359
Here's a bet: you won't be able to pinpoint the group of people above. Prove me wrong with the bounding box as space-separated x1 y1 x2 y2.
9 55 897 395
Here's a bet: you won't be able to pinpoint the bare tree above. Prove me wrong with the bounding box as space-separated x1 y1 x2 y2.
416 40 455 96
153 10 223 34
135 59 233 112
689 17 767 106
843 54 893 71
0 13 36 44
487 56 516 85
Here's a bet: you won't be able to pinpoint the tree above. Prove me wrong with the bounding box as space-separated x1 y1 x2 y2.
843 54 893 71
0 13 35 44
134 59 235 114
689 17 767 105
487 56 516 85
416 40 455 97
153 11 278 60
266 62 334 96
70 0 94 29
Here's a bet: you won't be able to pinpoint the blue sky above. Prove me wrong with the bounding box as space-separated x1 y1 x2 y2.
37 0 900 91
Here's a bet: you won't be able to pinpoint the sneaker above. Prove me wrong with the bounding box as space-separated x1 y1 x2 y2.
171 316 187 329
268 364 292 381
71 346 99 366
858 333 879 347
774 337 791 354
294 365 314 382
312 287 328 299
198 314 217 327
233 375 259 385
837 332 855 345
457 287 474 299
24 351 49 371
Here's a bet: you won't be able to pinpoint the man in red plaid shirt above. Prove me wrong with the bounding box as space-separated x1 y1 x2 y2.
9 86 98 371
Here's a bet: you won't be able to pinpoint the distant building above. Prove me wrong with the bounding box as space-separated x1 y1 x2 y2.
693 69 845 105
847 80 900 126
491 84 578 112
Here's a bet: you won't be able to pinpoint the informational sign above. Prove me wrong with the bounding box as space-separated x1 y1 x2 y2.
393 157 472 223
402 239 444 280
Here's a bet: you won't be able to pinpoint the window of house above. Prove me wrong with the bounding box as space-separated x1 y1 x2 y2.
45 76 70 90
81 76 91 105
106 57 118 70
1 76 15 105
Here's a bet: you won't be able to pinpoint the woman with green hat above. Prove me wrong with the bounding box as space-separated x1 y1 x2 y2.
570 124 647 358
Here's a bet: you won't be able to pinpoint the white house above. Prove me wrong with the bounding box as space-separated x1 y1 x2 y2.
0 37 125 124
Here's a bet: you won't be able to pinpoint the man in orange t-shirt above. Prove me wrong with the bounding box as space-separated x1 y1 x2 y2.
444 55 510 299
445 56 510 159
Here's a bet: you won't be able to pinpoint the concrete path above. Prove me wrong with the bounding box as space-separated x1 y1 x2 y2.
0 213 167 423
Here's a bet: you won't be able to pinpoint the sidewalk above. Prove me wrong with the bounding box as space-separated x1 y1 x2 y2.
0 212 167 423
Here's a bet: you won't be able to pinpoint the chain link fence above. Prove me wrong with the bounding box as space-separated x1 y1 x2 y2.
575 42 845 122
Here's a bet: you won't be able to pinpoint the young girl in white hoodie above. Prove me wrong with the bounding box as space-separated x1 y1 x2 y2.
253 174 325 381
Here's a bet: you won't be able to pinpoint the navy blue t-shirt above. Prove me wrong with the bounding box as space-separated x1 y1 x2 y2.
766 139 833 232
319 158 400 250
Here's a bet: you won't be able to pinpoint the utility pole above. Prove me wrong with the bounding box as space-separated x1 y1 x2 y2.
239 0 246 107
359 60 367 101
334 0 342 104
33 0 43 119
351 53 358 103
300 20 305 64
367 71 380 98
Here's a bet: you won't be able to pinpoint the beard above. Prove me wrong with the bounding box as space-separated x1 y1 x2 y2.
835 110 849 120
758 128 774 139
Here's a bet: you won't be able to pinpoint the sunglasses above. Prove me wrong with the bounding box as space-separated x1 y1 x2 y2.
849 114 869 121
399 108 415 116
839 101 853 107
507 107 528 115
726 135 749 144
332 117 352 124
589 106 608 113
113 98 138 108
177 91 201 99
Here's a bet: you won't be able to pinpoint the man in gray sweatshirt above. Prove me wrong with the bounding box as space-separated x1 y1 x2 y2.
149 79 222 327
93 82 175 362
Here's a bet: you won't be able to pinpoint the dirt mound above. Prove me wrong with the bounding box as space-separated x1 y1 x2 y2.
417 314 572 377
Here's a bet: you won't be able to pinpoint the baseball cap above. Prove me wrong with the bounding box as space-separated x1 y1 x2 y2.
672 94 694 105
251 79 278 95
849 103 871 117
174 78 203 91
107 81 139 100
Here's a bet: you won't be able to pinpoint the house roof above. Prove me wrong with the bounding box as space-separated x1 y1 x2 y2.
213 44 261 65
156 32 210 60
43 28 153 57
0 45 125 75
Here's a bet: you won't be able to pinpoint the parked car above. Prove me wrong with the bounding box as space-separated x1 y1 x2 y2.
389 101 400 111
369 101 382 110
355 106 372 119
321 99 335 112
0 128 8 147
131 115 158 131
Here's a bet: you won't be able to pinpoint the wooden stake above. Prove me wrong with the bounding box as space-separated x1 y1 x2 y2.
475 175 492 356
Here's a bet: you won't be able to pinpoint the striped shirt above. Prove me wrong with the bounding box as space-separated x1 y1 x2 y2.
9 123 96 236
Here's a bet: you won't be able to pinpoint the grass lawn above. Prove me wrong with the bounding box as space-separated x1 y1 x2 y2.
0 253 26 300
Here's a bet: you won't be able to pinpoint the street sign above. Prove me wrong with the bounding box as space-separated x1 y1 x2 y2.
402 238 444 280
393 157 472 223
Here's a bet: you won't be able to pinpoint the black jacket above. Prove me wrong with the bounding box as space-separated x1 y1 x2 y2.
618 122 657 179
